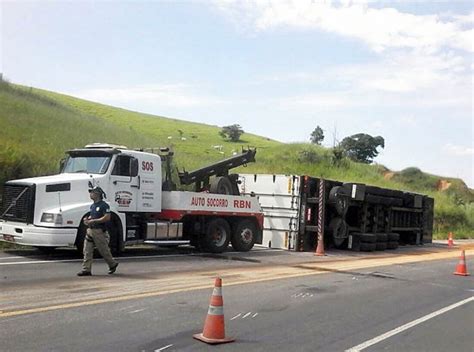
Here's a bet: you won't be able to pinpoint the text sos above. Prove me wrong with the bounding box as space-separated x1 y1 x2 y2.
142 161 154 171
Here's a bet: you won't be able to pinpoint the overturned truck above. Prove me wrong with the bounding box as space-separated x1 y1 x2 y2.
238 174 434 252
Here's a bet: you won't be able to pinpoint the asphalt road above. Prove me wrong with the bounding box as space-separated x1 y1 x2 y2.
1 245 473 351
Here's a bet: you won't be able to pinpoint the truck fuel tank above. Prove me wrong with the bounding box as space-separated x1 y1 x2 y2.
146 221 183 240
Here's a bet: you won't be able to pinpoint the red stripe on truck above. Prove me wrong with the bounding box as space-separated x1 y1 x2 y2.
156 209 264 230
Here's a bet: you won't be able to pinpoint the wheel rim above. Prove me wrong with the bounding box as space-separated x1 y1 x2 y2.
239 228 253 244
211 227 227 247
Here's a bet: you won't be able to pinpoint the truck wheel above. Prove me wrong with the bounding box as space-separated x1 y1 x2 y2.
376 233 388 242
75 224 87 255
329 186 348 217
329 217 348 248
231 219 257 252
209 176 234 195
202 218 231 253
108 215 124 255
375 242 387 251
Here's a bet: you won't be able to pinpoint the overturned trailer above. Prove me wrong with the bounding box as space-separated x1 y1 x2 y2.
238 174 434 252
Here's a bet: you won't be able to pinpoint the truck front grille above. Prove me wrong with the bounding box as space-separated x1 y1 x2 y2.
0 183 35 223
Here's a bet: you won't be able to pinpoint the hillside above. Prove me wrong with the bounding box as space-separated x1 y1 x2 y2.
0 79 472 238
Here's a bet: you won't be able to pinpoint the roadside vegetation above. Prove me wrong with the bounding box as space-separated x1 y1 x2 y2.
0 77 472 242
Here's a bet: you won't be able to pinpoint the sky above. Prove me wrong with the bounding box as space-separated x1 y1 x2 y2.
1 0 473 187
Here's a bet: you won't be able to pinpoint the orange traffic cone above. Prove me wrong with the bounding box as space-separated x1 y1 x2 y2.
448 232 454 248
315 235 326 256
453 250 470 276
193 277 235 344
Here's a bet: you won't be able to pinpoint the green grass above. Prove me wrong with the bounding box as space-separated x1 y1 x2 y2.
1 79 472 238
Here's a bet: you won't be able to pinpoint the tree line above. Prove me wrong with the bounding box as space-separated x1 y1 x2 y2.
219 124 385 164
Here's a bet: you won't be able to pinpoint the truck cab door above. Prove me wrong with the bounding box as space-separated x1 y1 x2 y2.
110 155 139 212
136 155 161 212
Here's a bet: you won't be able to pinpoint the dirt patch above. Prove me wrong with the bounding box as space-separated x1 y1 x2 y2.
384 172 395 180
437 179 452 191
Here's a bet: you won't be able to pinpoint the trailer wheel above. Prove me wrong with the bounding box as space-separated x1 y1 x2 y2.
329 217 348 248
329 186 349 217
231 219 257 252
209 176 234 195
360 242 376 251
387 233 400 242
360 233 377 243
387 241 399 250
202 218 231 253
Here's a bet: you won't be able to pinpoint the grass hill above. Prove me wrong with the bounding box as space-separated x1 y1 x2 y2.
0 78 472 239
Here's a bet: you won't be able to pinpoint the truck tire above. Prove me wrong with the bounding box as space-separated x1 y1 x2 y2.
376 233 388 242
108 214 124 255
329 217 348 248
360 233 377 243
202 218 231 253
231 219 257 252
75 223 87 255
209 176 234 195
360 242 376 251
387 241 399 250
329 186 349 217
387 233 400 242
375 242 387 251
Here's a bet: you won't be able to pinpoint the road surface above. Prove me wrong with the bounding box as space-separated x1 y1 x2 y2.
1 244 473 351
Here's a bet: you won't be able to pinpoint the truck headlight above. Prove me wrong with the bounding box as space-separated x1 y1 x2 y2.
41 213 63 225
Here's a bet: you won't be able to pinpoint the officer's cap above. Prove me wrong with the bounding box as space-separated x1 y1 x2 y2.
88 186 105 197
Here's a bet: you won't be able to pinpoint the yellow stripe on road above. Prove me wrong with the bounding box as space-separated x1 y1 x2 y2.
1 249 471 319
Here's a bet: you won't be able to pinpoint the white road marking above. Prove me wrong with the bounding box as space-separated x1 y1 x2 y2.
345 296 474 352
242 312 252 318
0 256 28 260
0 249 281 266
155 344 173 352
231 312 259 320
129 309 145 314
0 259 81 265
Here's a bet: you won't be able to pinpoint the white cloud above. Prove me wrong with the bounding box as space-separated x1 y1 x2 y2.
214 1 473 53
215 1 472 110
70 84 227 108
443 143 474 156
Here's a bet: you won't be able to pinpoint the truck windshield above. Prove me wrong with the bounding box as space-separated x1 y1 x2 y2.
62 156 111 174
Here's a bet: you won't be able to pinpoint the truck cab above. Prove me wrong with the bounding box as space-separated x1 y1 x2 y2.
0 143 161 251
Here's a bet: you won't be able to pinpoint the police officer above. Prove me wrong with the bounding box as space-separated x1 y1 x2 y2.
77 186 119 276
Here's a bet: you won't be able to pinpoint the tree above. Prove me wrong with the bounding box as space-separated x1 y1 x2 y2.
339 133 385 164
219 124 244 142
310 126 324 145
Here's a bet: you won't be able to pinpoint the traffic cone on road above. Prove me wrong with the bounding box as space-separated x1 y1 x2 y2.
193 277 235 345
448 232 454 248
315 235 326 256
453 250 470 276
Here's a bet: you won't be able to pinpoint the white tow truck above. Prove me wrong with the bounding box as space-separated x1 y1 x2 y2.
0 144 263 254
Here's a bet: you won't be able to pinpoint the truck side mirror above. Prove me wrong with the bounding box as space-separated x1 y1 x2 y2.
59 158 66 172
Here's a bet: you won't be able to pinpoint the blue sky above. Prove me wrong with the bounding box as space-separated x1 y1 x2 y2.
1 1 473 187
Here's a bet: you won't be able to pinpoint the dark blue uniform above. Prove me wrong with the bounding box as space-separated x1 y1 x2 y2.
89 200 110 230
